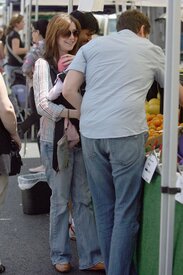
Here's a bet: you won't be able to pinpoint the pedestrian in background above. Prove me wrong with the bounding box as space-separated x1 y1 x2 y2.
62 9 181 275
0 73 21 273
0 27 5 73
5 14 28 88
70 10 99 49
21 19 49 173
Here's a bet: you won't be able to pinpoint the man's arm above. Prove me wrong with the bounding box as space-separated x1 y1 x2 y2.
62 70 84 111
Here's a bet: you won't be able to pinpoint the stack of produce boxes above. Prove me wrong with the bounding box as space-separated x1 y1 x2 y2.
145 97 163 152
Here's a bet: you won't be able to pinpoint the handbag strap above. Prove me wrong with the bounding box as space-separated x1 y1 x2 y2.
6 36 24 64
64 110 70 131
67 109 69 119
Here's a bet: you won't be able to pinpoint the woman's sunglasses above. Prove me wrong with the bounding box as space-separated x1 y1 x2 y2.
63 30 79 38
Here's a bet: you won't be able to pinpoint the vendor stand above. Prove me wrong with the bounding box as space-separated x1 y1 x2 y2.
137 173 183 275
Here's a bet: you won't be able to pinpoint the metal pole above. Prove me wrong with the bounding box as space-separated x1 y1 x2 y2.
159 1 181 275
7 5 10 24
3 4 8 26
115 0 119 14
20 0 25 15
9 2 13 18
35 0 39 20
27 0 32 49
68 0 73 14
20 0 25 41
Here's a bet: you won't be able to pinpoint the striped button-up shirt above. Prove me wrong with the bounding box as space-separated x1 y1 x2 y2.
33 58 64 143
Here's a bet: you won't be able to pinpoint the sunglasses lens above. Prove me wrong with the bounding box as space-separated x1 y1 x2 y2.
73 30 79 37
64 30 79 38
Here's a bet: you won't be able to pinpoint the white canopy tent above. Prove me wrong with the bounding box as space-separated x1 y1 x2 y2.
156 9 183 21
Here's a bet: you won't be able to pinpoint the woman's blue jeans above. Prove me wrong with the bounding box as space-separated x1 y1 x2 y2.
81 133 146 275
41 141 102 269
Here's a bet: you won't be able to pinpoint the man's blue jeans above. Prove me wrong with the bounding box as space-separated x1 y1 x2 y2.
81 133 145 275
41 141 102 269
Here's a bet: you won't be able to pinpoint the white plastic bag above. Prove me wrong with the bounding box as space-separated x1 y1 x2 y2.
18 172 47 190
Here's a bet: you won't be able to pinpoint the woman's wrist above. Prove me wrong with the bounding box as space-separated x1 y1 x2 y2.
60 108 80 119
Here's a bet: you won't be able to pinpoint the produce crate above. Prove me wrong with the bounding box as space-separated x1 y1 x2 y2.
145 133 163 153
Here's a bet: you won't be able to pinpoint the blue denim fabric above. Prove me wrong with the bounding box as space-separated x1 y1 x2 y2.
81 134 146 275
41 142 102 269
40 141 55 189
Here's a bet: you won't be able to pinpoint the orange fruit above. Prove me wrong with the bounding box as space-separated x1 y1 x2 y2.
157 114 163 119
152 119 162 127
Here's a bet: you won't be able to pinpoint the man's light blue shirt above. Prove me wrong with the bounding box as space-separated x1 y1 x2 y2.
68 30 165 139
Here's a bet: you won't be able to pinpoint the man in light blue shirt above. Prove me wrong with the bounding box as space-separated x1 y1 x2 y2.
63 9 183 275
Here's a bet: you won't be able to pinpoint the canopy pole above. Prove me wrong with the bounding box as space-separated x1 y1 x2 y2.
35 0 39 20
159 1 181 275
68 0 73 14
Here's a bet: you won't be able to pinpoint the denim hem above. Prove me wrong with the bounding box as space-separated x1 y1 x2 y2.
79 260 104 270
52 261 70 266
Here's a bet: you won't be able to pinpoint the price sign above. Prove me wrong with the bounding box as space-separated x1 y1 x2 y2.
142 154 158 183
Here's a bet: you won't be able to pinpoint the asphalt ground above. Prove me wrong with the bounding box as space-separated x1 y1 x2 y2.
0 142 106 275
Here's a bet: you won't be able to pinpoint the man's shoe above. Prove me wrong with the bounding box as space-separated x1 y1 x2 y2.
55 263 72 273
29 165 45 173
84 262 105 271
0 264 5 273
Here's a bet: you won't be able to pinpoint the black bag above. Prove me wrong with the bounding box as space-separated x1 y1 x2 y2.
0 119 23 176
9 140 23 176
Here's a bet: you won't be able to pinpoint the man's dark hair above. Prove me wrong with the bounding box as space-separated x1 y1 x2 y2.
70 10 99 34
32 19 49 38
116 9 150 35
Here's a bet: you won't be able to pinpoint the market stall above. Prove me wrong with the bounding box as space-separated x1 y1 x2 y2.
2 1 183 275
137 173 183 275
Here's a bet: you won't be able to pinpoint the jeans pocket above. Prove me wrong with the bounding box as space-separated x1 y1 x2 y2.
110 135 142 166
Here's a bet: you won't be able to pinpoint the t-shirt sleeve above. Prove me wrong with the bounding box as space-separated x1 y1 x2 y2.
67 48 86 74
12 32 20 39
154 46 165 88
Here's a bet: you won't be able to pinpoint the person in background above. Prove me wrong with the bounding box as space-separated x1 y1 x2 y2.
21 19 49 173
5 14 28 88
70 10 99 49
33 13 103 273
0 73 21 273
0 27 5 73
62 9 183 275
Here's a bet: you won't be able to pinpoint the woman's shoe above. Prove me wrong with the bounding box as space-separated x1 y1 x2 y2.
29 165 45 173
84 262 105 271
55 263 72 273
0 264 5 273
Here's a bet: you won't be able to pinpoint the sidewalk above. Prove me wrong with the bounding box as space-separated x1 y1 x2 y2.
20 141 40 159
0 142 105 275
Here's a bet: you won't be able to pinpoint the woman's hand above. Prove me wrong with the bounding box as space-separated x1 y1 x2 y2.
59 54 75 68
60 109 80 120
